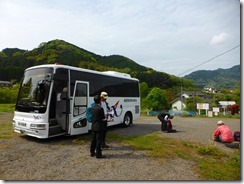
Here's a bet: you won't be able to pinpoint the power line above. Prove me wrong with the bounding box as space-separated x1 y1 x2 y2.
177 45 240 77
158 44 240 86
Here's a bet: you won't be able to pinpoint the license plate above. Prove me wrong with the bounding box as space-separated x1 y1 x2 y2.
18 122 26 127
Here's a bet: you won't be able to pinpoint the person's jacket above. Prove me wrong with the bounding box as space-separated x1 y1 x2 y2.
91 104 106 132
157 112 170 122
213 124 234 143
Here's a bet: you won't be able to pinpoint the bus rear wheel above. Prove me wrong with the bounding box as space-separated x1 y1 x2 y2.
122 112 132 127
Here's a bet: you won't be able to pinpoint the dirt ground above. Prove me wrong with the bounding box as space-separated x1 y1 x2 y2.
0 113 240 181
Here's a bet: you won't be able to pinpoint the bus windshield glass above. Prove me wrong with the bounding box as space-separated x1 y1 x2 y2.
15 68 53 113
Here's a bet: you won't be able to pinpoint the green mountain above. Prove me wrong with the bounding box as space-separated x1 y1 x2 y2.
0 39 239 90
184 65 240 89
0 39 190 90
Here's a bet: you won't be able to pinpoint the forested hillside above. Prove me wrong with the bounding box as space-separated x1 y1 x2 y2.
0 39 240 111
184 65 240 89
1 39 239 95
0 39 192 91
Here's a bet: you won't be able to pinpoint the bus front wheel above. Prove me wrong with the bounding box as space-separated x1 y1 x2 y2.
122 112 132 128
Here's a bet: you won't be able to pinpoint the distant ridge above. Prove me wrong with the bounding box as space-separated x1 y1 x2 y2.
0 39 239 89
184 65 240 88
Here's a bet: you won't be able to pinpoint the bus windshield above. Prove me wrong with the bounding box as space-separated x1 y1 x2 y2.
15 68 53 113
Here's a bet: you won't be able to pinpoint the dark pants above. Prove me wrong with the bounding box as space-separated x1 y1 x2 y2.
157 115 168 131
159 120 168 131
102 129 107 146
214 136 224 143
90 130 104 157
101 121 108 146
161 122 168 131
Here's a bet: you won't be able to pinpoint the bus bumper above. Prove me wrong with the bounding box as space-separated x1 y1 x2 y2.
13 125 49 139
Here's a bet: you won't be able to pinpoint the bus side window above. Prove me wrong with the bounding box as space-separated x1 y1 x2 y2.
73 83 87 116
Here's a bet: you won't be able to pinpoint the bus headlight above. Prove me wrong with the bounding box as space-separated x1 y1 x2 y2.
30 124 46 129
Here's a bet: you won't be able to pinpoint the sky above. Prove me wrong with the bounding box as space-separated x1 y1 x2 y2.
0 0 241 76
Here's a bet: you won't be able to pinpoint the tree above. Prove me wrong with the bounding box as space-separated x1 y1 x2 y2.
38 42 46 48
0 83 19 103
145 87 169 111
140 82 149 98
185 96 205 111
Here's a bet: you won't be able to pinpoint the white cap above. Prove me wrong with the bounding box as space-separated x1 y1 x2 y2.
100 92 108 99
217 120 224 125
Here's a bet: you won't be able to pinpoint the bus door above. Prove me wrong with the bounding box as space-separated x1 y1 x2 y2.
49 69 69 137
70 81 89 135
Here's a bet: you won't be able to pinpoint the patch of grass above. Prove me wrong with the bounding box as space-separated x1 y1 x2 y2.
106 132 240 180
174 151 190 159
182 142 199 148
0 112 15 139
0 121 15 139
0 104 15 113
72 133 91 144
0 121 12 129
106 132 125 141
0 132 14 139
121 132 197 160
197 145 227 157
198 151 240 180
72 131 127 145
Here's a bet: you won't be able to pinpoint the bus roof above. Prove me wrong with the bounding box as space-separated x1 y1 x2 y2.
25 64 139 81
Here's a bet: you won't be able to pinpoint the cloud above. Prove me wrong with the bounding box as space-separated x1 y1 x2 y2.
210 32 230 45
0 0 240 76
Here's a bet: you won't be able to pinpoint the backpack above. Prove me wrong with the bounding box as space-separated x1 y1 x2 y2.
86 107 92 123
234 131 240 142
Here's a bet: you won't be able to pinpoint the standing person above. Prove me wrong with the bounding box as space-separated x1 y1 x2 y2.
157 112 174 132
100 91 110 149
90 95 107 158
212 120 234 143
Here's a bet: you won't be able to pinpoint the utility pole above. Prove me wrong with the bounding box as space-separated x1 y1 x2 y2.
181 78 183 110
194 85 196 112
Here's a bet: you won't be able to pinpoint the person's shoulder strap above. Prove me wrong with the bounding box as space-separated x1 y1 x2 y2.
91 102 95 107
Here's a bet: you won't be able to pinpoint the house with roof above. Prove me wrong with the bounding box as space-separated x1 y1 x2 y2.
171 91 209 110
171 98 186 111
181 91 205 98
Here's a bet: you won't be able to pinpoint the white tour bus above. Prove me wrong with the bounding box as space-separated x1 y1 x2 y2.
13 64 140 139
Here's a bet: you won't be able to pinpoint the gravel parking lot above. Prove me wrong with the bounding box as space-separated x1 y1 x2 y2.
0 113 240 181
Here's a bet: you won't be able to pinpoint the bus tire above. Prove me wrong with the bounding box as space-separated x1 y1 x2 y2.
122 112 132 128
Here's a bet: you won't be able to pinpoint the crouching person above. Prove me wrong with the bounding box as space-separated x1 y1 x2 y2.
157 112 176 133
212 120 234 143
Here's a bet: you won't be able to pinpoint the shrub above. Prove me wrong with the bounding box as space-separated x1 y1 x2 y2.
0 84 19 103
